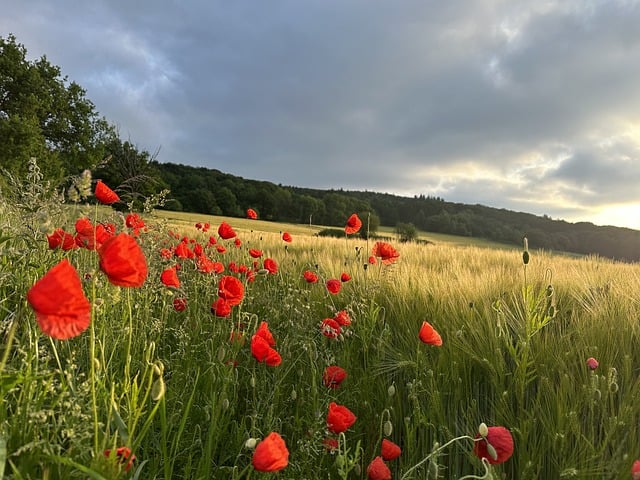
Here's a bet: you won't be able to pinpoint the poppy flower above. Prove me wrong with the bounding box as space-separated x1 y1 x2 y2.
368 255 377 265
104 446 136 472
98 233 148 287
326 279 341 295
340 272 351 282
282 232 292 243
211 297 231 317
234 238 242 247
381 439 402 461
218 221 236 240
159 248 173 259
27 259 91 340
47 228 77 250
344 213 362 235
160 267 180 288
303 270 319 283
323 365 347 389
125 213 145 236
366 456 391 480
175 242 195 259
323 437 339 452
217 275 244 306
632 460 640 480
249 249 263 258
473 426 514 465
247 208 258 219
321 318 341 338
173 297 187 312
75 217 108 250
250 335 282 366
193 243 204 256
327 402 357 434
334 310 351 326
586 357 599 370
263 258 278 274
208 236 217 245
255 321 276 346
94 180 119 204
419 321 443 346
372 242 400 264
252 432 289 472
216 244 227 254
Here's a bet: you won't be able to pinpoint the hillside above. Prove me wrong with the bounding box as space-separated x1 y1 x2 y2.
152 161 640 262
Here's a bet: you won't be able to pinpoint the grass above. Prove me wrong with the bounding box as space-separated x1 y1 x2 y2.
1 169 640 479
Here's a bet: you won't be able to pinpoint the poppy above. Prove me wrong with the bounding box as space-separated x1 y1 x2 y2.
208 236 217 245
98 233 148 288
321 318 341 339
247 208 258 220
303 270 319 283
344 213 362 235
252 432 289 472
27 259 91 340
255 321 276 346
249 249 263 258
327 402 356 434
218 275 244 306
160 248 173 259
125 213 145 236
323 437 339 452
366 456 391 480
211 297 231 317
197 256 217 273
47 228 77 250
473 426 514 465
104 446 136 472
368 255 377 265
381 439 402 461
334 310 351 326
632 460 640 480
218 221 236 240
160 267 180 288
372 242 400 264
326 279 341 295
75 217 110 250
94 180 120 205
323 365 347 389
340 272 351 282
193 243 204 256
234 238 242 248
263 258 278 274
282 232 292 243
216 245 227 254
419 321 443 346
175 242 194 259
250 335 282 366
173 297 187 312
586 357 599 370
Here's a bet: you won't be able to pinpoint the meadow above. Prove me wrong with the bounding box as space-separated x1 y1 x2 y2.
1 168 640 479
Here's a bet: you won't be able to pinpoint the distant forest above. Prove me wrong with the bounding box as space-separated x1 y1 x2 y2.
152 162 640 262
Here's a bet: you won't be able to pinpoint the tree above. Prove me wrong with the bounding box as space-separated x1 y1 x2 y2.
0 34 112 180
395 222 418 243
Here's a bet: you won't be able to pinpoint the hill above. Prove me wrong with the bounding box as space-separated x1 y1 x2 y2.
152 161 640 262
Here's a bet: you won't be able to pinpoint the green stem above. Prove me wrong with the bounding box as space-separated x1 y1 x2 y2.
400 435 477 480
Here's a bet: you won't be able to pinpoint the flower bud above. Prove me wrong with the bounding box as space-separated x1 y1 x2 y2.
151 377 166 401
387 384 396 397
486 442 498 461
478 422 489 438
383 420 393 437
245 438 258 449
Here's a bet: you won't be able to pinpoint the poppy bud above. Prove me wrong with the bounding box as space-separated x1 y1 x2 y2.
93 357 101 372
387 384 396 397
152 361 164 377
478 422 489 438
145 341 156 362
522 251 530 265
245 438 258 449
353 464 361 476
250 376 256 388
217 347 226 363
151 377 165 401
383 420 393 437
486 442 498 461
291 389 297 401
222 398 230 410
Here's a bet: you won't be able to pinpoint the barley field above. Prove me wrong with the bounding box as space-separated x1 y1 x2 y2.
1 172 640 479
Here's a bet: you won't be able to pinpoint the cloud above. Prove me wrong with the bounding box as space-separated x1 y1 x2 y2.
2 0 640 228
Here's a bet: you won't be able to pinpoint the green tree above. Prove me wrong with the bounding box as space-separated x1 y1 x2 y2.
395 222 418 242
0 34 112 180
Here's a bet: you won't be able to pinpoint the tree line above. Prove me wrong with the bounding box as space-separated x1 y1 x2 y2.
2 34 638 261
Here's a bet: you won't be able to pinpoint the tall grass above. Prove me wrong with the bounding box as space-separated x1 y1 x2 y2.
1 169 640 479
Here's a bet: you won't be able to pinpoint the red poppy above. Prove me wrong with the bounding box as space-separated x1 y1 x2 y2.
586 357 599 370
323 437 339 452
218 221 236 240
632 460 640 480
372 242 400 264
160 248 173 259
94 180 120 204
250 335 282 366
327 402 356 434
125 213 145 236
334 310 351 326
173 297 187 312
249 249 263 258
344 213 362 235
340 272 351 282
175 242 194 259
282 232 292 243
473 426 514 465
368 255 377 265
321 318 341 338
247 208 258 220
193 243 204 256
47 228 77 250
211 297 231 317
104 446 136 472
326 279 341 295
252 432 289 472
160 267 180 288
75 217 109 250
381 439 402 461
256 321 276 346
323 365 347 389
208 236 217 245
218 275 244 306
98 233 148 287
216 245 227 254
366 456 391 480
303 270 319 283
263 258 278 274
234 238 242 247
27 259 91 340
419 321 443 346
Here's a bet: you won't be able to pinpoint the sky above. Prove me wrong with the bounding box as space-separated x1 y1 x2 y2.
3 0 640 230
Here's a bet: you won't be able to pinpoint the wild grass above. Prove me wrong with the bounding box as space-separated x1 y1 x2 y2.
1 170 640 479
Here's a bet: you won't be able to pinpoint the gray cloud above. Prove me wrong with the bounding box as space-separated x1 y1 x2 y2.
2 0 640 228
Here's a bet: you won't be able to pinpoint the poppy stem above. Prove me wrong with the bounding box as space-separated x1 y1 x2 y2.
399 435 477 480
0 310 19 374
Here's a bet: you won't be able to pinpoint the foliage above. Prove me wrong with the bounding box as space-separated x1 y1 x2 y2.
395 222 418 243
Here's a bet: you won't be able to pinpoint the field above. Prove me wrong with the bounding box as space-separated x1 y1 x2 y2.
2 175 640 479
